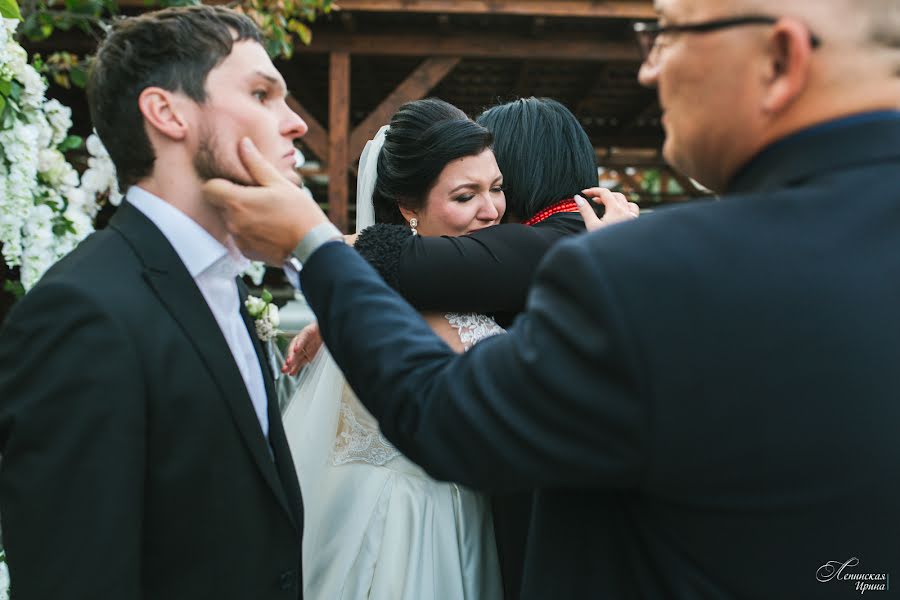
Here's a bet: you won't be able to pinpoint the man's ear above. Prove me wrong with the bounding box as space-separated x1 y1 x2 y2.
138 87 190 141
761 18 815 115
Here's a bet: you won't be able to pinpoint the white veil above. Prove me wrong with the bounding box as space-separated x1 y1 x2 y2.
355 124 388 231
282 126 388 585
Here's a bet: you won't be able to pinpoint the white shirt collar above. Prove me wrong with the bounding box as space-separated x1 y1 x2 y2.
126 185 249 279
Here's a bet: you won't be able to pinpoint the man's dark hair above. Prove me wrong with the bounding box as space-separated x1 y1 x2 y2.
86 5 263 189
477 97 597 221
372 98 494 225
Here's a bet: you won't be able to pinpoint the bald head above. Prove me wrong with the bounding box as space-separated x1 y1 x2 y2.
734 0 900 75
644 0 899 191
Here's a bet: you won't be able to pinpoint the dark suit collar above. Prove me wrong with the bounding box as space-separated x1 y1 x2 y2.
728 112 900 195
108 202 299 530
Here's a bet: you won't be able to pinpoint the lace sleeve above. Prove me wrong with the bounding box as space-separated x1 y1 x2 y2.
332 384 401 466
444 313 505 351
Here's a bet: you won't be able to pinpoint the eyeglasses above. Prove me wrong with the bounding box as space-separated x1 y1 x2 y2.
633 15 822 64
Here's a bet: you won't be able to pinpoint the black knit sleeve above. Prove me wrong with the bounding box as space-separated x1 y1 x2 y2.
354 223 414 292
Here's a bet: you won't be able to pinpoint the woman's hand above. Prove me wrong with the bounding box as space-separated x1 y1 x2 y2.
575 187 640 231
282 322 324 375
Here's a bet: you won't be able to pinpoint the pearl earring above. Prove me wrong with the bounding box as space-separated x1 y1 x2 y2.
409 217 418 236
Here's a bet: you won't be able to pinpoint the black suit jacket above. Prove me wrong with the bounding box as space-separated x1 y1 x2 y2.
0 202 303 599
301 115 900 598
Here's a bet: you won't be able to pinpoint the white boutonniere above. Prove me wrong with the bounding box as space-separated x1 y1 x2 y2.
245 289 282 342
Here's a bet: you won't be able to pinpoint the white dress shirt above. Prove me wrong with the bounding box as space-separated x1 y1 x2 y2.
127 186 270 438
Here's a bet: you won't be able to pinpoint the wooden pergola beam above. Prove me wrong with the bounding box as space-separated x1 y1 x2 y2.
298 32 641 62
349 57 460 162
335 0 656 19
328 52 351 232
287 97 329 162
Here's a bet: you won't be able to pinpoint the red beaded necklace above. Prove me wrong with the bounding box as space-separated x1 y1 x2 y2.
522 198 581 226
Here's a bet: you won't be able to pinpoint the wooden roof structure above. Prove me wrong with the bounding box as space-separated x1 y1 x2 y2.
279 0 708 231
38 0 705 233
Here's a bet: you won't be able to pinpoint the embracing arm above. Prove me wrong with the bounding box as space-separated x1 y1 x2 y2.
354 222 556 314
301 238 649 492
0 283 145 599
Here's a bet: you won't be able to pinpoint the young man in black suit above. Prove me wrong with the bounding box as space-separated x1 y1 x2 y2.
0 6 308 598
208 0 900 597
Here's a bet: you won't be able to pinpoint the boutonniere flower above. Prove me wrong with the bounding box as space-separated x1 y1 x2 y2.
245 289 282 342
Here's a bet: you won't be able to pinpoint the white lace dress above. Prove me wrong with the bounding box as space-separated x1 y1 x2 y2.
284 313 504 600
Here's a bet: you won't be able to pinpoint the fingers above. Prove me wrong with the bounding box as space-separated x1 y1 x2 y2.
280 323 322 376
580 187 639 230
202 178 242 211
574 195 603 231
238 137 287 187
281 333 304 376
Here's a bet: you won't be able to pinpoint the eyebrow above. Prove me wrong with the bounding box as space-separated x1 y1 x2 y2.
448 174 503 194
251 70 286 91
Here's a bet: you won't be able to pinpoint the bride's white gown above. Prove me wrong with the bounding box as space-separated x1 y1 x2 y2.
284 313 504 599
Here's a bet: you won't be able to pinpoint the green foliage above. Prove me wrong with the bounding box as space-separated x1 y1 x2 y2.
0 0 21 19
58 133 83 151
16 0 334 86
4 279 25 299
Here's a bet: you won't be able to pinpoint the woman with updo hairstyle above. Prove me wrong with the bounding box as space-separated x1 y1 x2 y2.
372 98 495 225
351 97 637 600
283 98 505 599
354 97 636 328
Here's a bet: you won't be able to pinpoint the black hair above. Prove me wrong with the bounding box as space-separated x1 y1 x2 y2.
372 98 494 225
87 5 263 189
477 97 597 221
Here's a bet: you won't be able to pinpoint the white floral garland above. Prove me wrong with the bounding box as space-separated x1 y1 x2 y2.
0 17 119 291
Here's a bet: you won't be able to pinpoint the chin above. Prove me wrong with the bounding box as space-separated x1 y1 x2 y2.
281 170 302 186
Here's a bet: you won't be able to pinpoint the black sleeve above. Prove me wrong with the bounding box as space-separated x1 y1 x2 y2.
0 282 145 599
356 222 558 314
301 240 647 492
354 223 413 292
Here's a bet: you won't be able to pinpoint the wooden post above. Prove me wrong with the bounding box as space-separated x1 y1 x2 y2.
328 52 350 232
349 57 460 161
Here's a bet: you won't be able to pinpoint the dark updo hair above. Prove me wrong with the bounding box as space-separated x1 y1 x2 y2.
476 97 597 222
372 98 494 225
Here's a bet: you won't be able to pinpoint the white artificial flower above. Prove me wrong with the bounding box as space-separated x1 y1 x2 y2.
0 18 102 293
85 133 108 157
14 63 47 110
245 295 267 317
265 303 280 327
38 149 78 188
293 147 305 169
43 99 73 146
255 318 276 342
243 261 266 286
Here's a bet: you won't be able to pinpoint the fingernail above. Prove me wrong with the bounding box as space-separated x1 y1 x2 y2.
574 195 587 206
240 137 255 152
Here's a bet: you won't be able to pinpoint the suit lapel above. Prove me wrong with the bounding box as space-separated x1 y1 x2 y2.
237 283 278 405
237 282 305 530
109 202 296 530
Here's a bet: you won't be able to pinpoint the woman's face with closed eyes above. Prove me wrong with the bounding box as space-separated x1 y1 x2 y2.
401 149 506 237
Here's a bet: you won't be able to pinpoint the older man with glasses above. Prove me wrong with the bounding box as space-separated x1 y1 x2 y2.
207 0 900 597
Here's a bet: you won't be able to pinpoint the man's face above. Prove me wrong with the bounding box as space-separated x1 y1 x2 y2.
193 40 307 186
639 0 768 191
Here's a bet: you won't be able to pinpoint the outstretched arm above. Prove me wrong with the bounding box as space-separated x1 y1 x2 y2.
354 222 552 314
300 239 648 492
